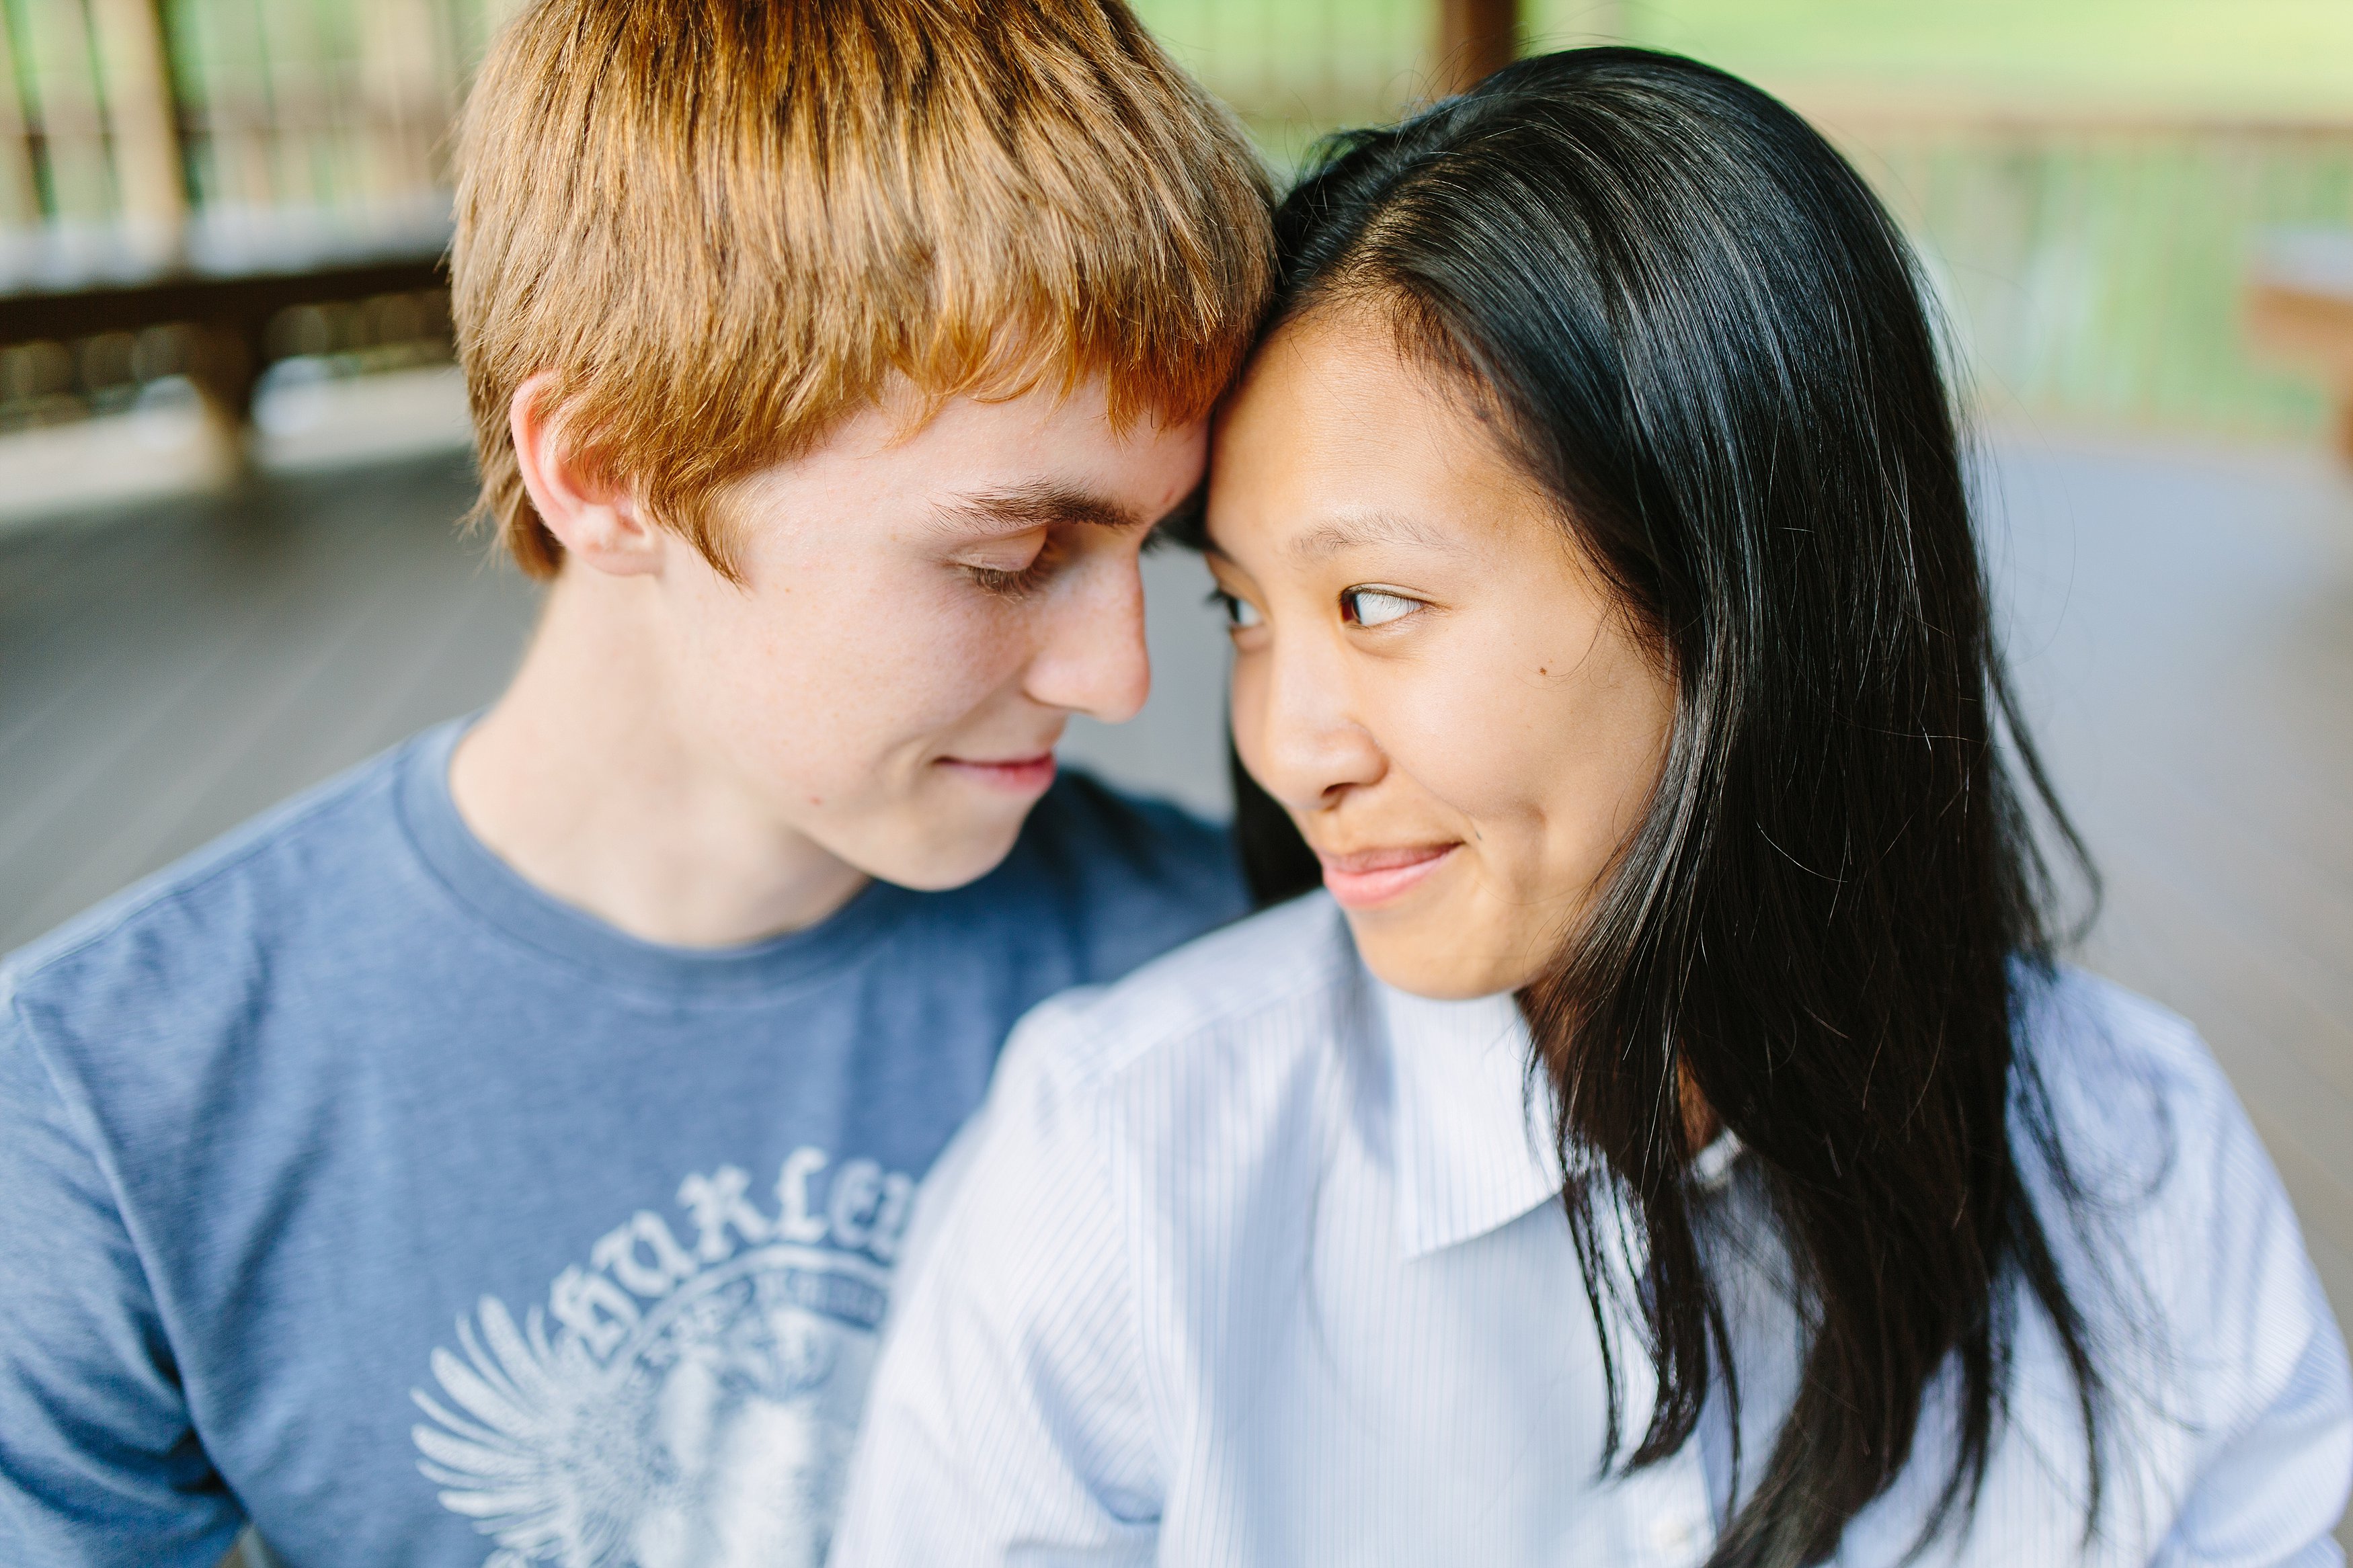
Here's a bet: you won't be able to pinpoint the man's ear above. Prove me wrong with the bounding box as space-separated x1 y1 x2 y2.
510 372 664 577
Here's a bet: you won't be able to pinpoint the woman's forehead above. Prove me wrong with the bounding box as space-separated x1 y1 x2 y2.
1206 325 1543 567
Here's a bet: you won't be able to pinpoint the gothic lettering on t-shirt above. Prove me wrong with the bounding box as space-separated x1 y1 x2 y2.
410 1145 916 1568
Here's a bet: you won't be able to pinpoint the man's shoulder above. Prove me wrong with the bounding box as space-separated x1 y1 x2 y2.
1012 769 1236 890
986 770 1248 984
1 732 433 1048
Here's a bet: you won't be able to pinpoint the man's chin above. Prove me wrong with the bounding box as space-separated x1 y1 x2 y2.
852 813 1031 895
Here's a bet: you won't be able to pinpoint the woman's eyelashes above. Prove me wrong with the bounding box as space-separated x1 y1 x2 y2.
1210 583 1424 634
1211 588 1263 630
1339 586 1423 628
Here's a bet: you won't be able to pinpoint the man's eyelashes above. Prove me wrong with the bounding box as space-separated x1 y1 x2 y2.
959 556 1057 598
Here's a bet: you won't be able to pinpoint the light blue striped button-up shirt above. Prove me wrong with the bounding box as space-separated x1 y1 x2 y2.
835 895 2353 1566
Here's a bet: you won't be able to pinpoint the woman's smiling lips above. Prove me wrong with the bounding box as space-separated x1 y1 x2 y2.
937 752 1059 794
1314 843 1459 909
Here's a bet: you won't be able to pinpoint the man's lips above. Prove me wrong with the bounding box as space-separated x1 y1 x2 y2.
1314 843 1458 909
936 752 1058 793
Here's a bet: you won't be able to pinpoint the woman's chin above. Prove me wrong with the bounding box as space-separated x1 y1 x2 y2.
1342 910 1542 1002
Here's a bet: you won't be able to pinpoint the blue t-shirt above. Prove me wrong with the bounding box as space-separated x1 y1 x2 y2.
0 721 1246 1568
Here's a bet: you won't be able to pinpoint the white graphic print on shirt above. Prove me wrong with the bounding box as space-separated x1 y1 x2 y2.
411 1147 916 1568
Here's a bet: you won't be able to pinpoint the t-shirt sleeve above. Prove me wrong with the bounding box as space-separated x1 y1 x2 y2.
832 995 1161 1565
0 990 241 1568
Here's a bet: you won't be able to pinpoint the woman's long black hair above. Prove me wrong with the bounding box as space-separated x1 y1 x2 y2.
1225 48 2109 1566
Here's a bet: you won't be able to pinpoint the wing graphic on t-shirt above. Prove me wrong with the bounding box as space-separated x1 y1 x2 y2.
411 1296 647 1567
411 1170 893 1567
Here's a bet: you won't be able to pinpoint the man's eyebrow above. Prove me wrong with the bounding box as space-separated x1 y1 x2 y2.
930 483 1146 534
1289 510 1466 561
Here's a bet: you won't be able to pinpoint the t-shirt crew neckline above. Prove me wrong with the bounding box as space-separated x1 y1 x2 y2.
395 718 918 1000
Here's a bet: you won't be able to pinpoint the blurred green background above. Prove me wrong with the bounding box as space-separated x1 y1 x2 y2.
1134 0 2353 443
1591 0 2353 115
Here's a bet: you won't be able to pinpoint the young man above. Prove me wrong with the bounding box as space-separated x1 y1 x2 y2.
0 3 1271 1564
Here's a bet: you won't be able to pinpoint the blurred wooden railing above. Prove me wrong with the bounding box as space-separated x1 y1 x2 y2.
0 0 518 452
6 1 2348 461
2245 231 2353 459
1134 0 1554 160
3 0 1505 458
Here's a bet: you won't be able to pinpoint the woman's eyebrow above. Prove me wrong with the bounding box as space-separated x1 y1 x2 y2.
930 483 1146 534
1289 509 1466 561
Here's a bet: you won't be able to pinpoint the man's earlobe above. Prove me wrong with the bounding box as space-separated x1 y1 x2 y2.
510 372 665 577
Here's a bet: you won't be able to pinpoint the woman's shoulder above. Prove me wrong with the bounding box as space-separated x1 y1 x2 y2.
2016 964 2241 1165
2013 964 2281 1231
998 891 1363 1099
2019 966 2346 1421
916 893 1367 1286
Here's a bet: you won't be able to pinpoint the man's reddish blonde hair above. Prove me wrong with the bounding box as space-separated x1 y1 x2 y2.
453 0 1275 578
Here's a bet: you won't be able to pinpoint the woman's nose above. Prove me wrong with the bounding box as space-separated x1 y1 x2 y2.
1232 628 1384 815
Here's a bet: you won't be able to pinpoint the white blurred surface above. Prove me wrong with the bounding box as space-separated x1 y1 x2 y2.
0 364 471 532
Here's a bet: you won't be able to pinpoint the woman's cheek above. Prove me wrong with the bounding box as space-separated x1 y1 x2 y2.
1367 665 1536 820
1226 652 1273 782
1387 671 1620 919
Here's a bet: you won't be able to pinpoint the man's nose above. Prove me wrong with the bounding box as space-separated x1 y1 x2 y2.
1022 552 1151 724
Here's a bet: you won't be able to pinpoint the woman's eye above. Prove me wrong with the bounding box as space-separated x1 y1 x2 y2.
1211 590 1263 630
1341 587 1421 628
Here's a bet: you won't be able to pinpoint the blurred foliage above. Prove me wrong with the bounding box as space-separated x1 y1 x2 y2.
1584 0 2353 439
1132 0 1433 167
1862 124 2351 438
1580 0 2353 118
1141 0 2353 443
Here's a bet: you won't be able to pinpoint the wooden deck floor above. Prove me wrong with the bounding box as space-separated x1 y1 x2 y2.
2 433 2350 1546
1991 431 2353 1351
1990 429 2353 1550
0 452 538 948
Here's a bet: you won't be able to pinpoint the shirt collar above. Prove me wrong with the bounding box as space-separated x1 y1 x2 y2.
1377 979 1566 1260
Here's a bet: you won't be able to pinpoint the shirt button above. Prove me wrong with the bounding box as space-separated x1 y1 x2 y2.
1650 1513 1702 1555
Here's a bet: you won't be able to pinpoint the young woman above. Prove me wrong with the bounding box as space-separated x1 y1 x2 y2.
832 49 2352 1567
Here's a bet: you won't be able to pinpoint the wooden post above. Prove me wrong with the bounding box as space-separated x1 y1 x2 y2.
1437 0 1519 95
89 0 188 265
360 0 452 201
0 11 42 229
2245 254 2353 470
187 319 260 479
